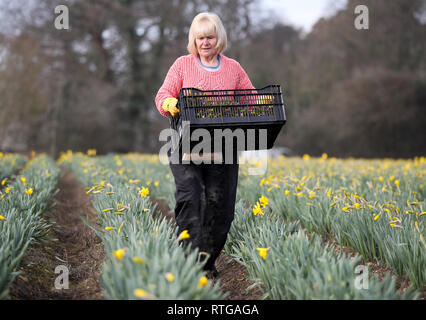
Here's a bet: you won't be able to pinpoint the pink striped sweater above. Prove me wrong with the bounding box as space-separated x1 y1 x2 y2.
155 53 255 117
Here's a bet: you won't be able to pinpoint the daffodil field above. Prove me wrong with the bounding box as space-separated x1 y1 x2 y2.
0 150 424 300
225 202 417 299
233 155 425 292
58 151 424 299
0 152 27 182
58 152 223 299
0 154 60 299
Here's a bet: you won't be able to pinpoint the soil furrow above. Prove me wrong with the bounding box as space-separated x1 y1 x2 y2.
9 168 105 300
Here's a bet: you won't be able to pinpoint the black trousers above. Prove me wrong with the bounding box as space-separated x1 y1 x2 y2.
169 159 239 270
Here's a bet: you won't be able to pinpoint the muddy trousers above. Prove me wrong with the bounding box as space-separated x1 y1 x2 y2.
169 161 239 271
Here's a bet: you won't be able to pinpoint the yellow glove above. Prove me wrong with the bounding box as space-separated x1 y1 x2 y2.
162 97 179 116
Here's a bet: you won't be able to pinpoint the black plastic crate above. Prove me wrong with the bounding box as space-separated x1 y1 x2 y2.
169 85 286 155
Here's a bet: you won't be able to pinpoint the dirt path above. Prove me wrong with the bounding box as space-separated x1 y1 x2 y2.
9 168 105 300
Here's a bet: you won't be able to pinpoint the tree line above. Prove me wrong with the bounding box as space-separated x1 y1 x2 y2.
0 0 425 158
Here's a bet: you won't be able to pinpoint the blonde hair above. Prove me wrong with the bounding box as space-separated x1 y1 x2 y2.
187 12 227 55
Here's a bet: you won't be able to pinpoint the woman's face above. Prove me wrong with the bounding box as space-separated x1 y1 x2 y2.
195 33 218 59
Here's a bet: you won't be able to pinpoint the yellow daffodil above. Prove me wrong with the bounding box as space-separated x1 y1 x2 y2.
0 214 7 221
134 289 149 299
259 178 270 186
259 196 269 208
133 257 144 264
87 149 97 156
1 179 7 186
112 248 126 260
104 227 115 231
253 202 264 216
165 273 175 282
118 222 125 234
257 247 270 260
176 230 190 241
197 276 208 288
25 188 33 195
140 187 149 198
302 154 310 161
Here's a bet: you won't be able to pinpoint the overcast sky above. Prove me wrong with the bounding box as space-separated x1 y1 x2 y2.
261 0 348 32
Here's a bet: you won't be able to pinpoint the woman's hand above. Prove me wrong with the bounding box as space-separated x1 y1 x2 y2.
162 97 180 116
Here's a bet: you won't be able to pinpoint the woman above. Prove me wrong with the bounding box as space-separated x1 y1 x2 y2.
155 12 255 278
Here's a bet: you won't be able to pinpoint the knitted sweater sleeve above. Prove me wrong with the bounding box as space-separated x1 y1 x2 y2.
236 62 255 90
155 58 183 117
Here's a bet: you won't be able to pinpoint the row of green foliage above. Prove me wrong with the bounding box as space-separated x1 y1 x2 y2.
0 154 60 299
0 153 27 182
236 156 425 289
224 200 419 299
